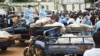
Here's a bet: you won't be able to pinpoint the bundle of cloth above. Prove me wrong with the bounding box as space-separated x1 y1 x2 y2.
0 31 21 42
29 17 52 28
67 24 93 28
44 22 66 33
66 24 94 33
0 31 12 38
0 31 13 42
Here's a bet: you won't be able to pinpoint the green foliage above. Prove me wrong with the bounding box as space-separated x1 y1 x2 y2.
85 0 94 3
12 0 28 2
0 0 4 2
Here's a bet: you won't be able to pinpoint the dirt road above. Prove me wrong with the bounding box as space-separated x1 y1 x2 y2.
0 41 29 56
0 41 71 56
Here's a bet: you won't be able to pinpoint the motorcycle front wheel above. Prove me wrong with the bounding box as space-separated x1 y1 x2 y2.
23 47 33 56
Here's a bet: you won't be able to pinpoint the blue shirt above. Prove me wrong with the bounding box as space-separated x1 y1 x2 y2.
39 8 47 18
81 18 92 26
24 8 32 17
58 17 67 24
95 21 100 30
24 8 34 25
25 14 34 25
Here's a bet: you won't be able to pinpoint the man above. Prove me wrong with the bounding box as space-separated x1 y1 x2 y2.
7 15 13 27
81 16 92 26
12 15 20 27
67 15 75 25
81 16 93 35
39 5 47 19
51 11 59 21
83 31 100 56
24 5 34 25
94 17 100 31
24 5 33 17
58 15 68 25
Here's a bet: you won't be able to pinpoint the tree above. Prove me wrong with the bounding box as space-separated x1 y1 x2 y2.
85 0 99 3
12 0 28 2
95 0 98 2
0 0 4 2
85 0 94 3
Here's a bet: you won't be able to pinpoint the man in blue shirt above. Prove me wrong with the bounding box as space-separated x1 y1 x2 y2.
81 16 92 35
39 5 47 19
24 5 34 25
58 15 68 25
81 16 92 26
24 5 32 18
95 18 100 31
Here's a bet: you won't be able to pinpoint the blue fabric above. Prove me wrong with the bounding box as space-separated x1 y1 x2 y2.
39 8 47 18
24 8 32 17
24 8 34 25
81 18 92 26
25 17 34 25
25 19 30 25
58 18 67 24
35 40 45 47
95 21 100 30
58 16 67 24
81 18 93 35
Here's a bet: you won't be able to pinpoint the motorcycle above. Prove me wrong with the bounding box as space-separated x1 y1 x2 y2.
23 35 46 56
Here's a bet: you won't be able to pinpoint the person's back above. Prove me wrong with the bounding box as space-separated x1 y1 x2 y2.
81 16 92 26
58 15 67 25
83 48 100 56
90 13 96 25
95 17 100 31
67 15 75 24
83 31 100 56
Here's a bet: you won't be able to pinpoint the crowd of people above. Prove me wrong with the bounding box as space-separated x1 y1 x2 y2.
23 5 100 32
22 5 100 56
1 5 100 30
0 5 100 56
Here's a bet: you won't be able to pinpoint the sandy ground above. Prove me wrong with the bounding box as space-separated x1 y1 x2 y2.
0 41 75 56
0 41 29 56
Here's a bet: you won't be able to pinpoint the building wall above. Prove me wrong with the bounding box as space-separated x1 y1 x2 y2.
0 2 91 13
9 2 54 12
61 0 84 4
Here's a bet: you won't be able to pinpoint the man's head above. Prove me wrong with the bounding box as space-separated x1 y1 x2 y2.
93 31 100 47
98 16 100 20
12 15 19 24
41 5 44 9
28 5 32 8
